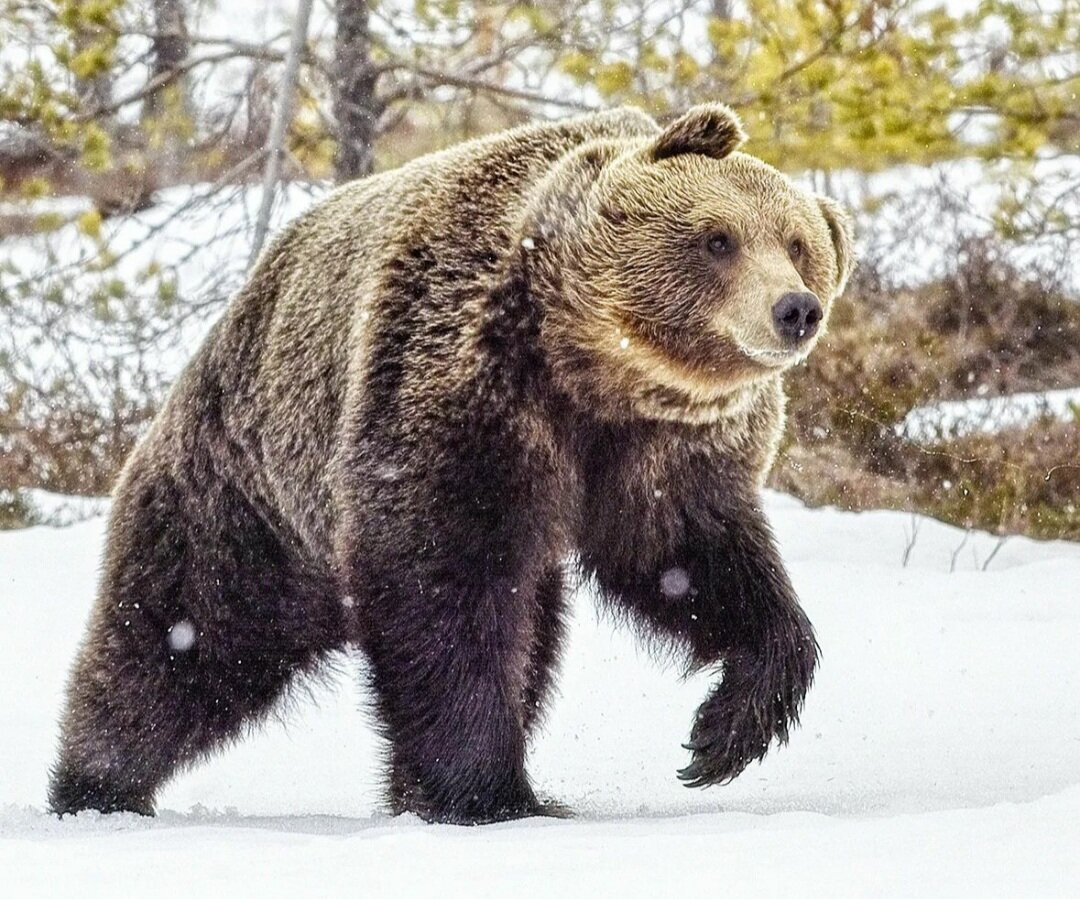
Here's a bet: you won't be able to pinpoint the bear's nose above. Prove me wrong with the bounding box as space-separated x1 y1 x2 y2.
772 292 822 344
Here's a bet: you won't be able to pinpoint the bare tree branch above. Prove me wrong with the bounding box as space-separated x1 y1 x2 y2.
249 0 315 267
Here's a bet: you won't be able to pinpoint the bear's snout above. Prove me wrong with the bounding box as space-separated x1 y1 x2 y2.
772 292 823 344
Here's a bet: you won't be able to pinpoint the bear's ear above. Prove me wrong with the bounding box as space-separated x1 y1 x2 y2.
651 104 747 162
817 195 856 295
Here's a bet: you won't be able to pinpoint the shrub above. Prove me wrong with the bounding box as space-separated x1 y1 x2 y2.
775 248 1080 541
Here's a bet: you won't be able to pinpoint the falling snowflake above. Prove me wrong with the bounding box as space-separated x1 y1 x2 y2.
167 620 197 652
659 567 691 599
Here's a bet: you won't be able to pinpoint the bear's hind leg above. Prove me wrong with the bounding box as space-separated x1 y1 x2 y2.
521 565 570 738
49 471 344 816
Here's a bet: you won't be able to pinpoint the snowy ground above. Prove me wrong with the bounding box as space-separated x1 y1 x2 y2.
2 493 1079 896
902 386 1080 441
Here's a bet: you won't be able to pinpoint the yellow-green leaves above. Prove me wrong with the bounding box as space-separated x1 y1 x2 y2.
76 208 103 240
81 124 112 171
594 61 634 97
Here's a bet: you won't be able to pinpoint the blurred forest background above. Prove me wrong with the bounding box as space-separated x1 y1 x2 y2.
1 0 1078 539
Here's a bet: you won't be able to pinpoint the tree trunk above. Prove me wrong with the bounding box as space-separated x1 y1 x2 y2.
333 0 381 182
146 0 190 119
708 0 736 94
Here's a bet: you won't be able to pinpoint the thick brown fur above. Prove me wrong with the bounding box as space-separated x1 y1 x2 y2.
49 104 854 823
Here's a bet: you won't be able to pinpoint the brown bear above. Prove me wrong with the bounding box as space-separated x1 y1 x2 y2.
49 103 853 824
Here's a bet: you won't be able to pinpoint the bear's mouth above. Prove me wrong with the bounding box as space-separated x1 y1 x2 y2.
730 337 801 368
612 318 797 387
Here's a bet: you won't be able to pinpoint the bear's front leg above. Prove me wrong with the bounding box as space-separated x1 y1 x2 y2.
582 482 818 788
364 566 540 824
339 399 569 824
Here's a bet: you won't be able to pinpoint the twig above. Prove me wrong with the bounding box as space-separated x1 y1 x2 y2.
397 65 599 112
949 529 971 573
901 515 921 567
981 536 1009 571
75 49 286 122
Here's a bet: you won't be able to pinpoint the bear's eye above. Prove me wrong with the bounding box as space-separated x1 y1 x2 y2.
705 232 737 258
789 238 805 261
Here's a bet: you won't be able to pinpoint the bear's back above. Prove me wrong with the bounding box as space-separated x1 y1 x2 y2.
151 108 659 559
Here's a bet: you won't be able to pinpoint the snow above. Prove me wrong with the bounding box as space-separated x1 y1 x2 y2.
902 387 1080 441
166 620 197 653
2 492 1079 896
15 490 109 528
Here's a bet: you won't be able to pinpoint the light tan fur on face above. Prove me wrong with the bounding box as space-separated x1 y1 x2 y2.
536 110 854 425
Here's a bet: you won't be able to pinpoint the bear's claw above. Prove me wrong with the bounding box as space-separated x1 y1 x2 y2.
677 644 814 789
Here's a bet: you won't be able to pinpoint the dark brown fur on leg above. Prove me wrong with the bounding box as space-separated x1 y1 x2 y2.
348 453 559 824
49 467 345 817
339 265 575 824
522 566 570 738
371 599 535 825
578 422 819 788
356 528 546 824
382 568 569 819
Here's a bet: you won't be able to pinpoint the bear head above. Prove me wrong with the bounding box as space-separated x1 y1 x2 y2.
525 103 855 424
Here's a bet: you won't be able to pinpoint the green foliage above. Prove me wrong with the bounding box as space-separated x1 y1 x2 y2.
550 0 1078 171
1 1 124 154
5 1 1076 188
